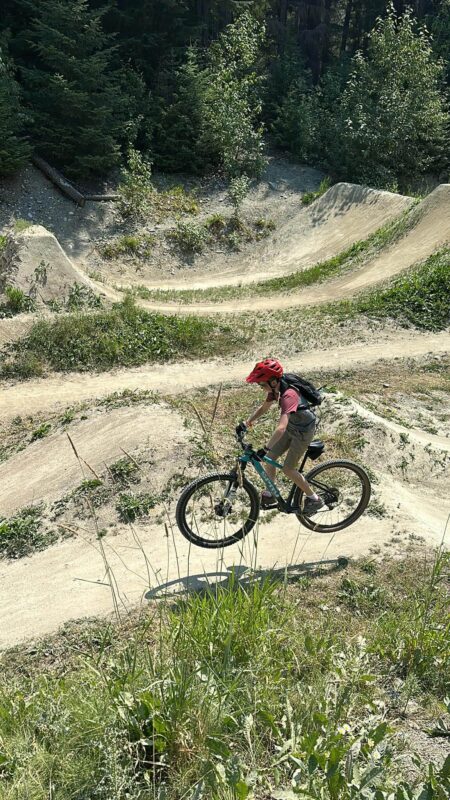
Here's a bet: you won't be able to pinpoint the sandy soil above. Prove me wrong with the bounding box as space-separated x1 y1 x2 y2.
1 161 449 649
1 331 448 423
0 405 187 517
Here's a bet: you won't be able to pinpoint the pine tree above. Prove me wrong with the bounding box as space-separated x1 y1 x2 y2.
0 44 30 176
21 0 144 178
152 48 210 174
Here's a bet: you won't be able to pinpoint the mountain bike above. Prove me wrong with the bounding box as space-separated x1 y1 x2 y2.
176 426 371 548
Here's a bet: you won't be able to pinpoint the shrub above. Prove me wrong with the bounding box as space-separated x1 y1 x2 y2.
169 220 209 254
109 457 140 486
117 146 154 220
101 234 156 260
3 286 34 314
228 174 250 218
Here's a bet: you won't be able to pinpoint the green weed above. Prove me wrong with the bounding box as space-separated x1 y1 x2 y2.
169 220 209 253
116 491 157 522
0 505 55 559
0 286 35 316
101 234 156 260
109 457 140 486
14 218 32 232
30 422 52 441
301 176 332 205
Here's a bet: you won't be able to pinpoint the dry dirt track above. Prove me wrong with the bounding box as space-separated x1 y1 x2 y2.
137 182 415 290
1 178 450 650
0 406 188 517
1 467 449 649
1 331 449 423
129 184 450 314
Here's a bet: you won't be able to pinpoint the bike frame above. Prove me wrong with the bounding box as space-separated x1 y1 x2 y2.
237 445 311 514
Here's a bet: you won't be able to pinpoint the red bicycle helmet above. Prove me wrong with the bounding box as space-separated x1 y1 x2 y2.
246 358 284 383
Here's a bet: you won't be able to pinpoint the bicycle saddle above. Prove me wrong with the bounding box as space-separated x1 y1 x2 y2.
307 440 325 460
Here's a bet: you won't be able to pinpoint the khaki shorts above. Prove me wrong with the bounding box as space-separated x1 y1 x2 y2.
268 424 315 469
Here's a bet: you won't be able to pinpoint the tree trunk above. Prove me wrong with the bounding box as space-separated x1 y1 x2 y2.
340 0 353 55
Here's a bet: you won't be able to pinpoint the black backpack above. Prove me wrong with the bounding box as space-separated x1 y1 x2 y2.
280 373 323 409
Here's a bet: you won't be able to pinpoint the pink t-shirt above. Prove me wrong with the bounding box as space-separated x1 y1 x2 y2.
267 387 299 415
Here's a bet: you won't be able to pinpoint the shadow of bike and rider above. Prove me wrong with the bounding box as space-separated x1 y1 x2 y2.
145 556 349 600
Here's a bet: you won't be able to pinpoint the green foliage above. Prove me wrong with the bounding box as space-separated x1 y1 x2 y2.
13 218 32 232
0 286 34 316
354 249 450 331
329 5 448 187
65 283 102 311
109 457 140 486
2 296 244 375
20 0 145 177
152 47 210 174
30 422 51 441
228 174 250 217
0 44 30 176
1 556 449 797
270 51 319 163
200 11 267 178
116 491 157 522
0 505 55 559
117 146 154 220
301 177 332 206
169 220 210 253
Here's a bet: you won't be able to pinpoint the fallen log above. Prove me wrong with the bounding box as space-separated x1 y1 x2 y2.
84 193 118 202
32 155 86 206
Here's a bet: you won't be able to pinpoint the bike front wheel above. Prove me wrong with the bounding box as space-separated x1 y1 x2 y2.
294 460 371 533
176 472 260 548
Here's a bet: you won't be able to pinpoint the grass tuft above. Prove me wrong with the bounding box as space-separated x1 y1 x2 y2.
0 296 246 378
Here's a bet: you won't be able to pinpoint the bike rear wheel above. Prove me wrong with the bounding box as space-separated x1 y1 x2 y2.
176 472 260 548
294 460 371 532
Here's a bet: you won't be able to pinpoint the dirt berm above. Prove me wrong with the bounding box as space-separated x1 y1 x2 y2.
0 225 103 306
134 183 450 314
138 182 415 290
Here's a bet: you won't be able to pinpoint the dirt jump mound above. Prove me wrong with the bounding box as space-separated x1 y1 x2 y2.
144 182 415 291
0 224 101 306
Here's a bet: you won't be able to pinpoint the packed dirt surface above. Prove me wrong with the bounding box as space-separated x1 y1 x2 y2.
1 331 449 423
133 182 414 290
1 159 449 649
136 184 450 313
1 392 449 649
0 405 188 517
0 225 100 304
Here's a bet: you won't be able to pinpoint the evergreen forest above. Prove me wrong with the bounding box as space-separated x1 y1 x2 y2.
0 0 449 191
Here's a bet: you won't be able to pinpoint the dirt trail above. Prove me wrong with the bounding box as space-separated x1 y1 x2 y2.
135 184 450 313
1 331 449 423
1 467 447 649
139 183 414 290
349 398 450 453
0 406 187 517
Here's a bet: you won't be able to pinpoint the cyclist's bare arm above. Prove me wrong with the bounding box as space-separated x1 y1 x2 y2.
245 399 273 428
266 412 289 451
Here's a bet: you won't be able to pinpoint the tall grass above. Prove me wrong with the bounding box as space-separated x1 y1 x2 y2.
0 551 449 799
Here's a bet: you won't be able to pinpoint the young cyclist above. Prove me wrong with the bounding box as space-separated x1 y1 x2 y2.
239 358 324 515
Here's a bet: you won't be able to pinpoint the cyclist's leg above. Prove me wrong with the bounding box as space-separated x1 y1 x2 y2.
281 426 316 496
265 431 290 484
